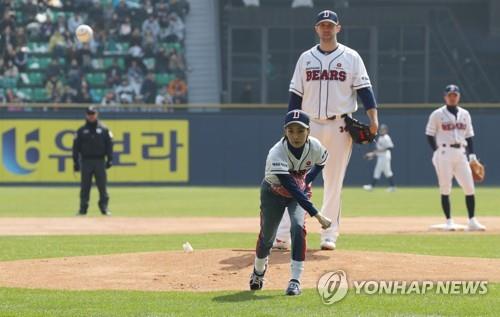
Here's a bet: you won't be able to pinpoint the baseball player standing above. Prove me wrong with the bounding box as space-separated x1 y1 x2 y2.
363 124 396 192
274 10 379 251
249 110 332 296
425 84 486 231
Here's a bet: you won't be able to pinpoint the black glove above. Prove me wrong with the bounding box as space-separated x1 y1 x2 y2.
344 116 376 144
73 163 80 172
106 160 112 169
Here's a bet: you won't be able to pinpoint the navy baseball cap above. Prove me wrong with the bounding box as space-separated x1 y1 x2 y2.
315 10 339 26
284 110 310 128
444 84 460 95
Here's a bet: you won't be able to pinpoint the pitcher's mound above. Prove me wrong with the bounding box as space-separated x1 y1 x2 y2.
0 249 499 292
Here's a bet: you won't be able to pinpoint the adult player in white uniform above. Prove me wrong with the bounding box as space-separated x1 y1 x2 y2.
274 10 379 251
363 124 396 192
425 84 486 231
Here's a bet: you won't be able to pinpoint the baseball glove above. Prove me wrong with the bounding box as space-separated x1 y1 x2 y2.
344 116 376 144
364 152 376 160
469 160 485 182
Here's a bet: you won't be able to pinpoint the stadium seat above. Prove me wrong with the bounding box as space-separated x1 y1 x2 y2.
90 88 106 103
155 73 174 86
2 77 18 88
27 72 43 86
16 88 32 101
27 42 49 54
86 73 107 86
143 58 155 70
27 57 51 70
32 88 48 102
103 57 125 69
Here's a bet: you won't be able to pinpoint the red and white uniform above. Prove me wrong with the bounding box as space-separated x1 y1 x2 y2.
425 106 475 195
277 44 372 243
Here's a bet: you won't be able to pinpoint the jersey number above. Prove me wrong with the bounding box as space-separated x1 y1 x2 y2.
339 126 348 133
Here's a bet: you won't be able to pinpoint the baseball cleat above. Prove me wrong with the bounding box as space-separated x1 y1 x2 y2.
101 210 112 216
362 184 373 191
467 218 486 231
249 268 266 291
285 279 301 296
444 219 456 231
272 239 290 250
320 239 336 250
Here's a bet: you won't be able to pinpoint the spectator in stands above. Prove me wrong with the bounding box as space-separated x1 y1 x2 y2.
5 88 20 103
128 42 144 65
115 78 135 104
76 42 93 72
142 30 157 56
127 59 144 96
114 0 131 22
154 47 169 73
56 15 67 34
0 11 16 34
39 15 54 40
169 0 190 19
140 72 157 104
101 91 118 106
13 46 28 72
45 58 62 79
88 1 106 30
156 2 170 21
45 74 64 102
22 0 38 24
240 83 254 103
142 14 160 40
15 27 28 48
48 28 66 58
106 58 123 88
119 16 133 42
75 80 92 103
3 59 18 79
0 25 15 55
167 75 188 104
168 49 186 76
68 12 84 35
67 58 83 90
61 84 77 103
155 87 174 109
162 13 185 43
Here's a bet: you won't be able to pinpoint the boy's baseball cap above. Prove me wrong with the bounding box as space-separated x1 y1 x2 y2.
284 110 310 128
444 84 460 95
315 10 339 26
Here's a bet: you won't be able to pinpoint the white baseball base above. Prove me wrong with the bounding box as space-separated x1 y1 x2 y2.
429 223 467 231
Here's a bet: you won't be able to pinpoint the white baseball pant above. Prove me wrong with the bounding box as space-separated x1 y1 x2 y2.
432 147 474 195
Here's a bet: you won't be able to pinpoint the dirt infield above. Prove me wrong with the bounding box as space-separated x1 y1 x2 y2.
1 216 499 235
0 249 498 291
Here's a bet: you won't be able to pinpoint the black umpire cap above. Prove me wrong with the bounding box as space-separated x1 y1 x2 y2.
284 110 310 128
315 10 339 25
86 106 98 114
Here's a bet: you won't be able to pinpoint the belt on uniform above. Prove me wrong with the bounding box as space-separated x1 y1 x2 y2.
327 114 348 120
442 143 462 148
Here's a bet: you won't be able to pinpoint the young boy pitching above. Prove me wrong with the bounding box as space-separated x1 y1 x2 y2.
249 110 332 296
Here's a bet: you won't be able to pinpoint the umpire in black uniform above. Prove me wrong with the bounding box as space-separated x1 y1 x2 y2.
72 106 114 216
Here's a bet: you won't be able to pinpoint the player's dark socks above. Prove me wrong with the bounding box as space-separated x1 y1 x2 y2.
466 195 475 218
441 195 451 219
388 177 395 187
371 178 378 187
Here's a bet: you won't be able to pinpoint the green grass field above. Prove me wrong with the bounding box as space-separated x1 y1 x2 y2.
0 187 499 217
0 187 499 316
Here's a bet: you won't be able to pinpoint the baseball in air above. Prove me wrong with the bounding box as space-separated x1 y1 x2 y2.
75 24 93 43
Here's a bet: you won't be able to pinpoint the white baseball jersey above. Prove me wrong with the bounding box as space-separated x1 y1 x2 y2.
375 134 393 159
264 136 328 186
289 44 371 119
425 106 474 146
